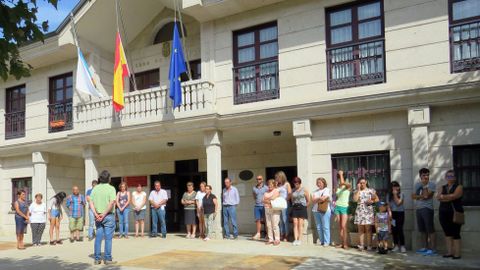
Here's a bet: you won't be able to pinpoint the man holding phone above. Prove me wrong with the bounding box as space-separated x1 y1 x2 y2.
412 168 436 255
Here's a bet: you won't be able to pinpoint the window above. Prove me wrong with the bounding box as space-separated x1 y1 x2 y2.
453 144 480 206
181 59 201 82
130 69 160 91
332 151 390 199
153 21 186 44
326 0 385 90
12 178 32 205
233 22 279 104
5 85 26 139
449 0 480 73
49 73 73 132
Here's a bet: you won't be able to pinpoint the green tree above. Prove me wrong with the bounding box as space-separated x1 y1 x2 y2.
0 0 58 81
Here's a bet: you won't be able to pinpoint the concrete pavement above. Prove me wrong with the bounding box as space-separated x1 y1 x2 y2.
0 234 479 269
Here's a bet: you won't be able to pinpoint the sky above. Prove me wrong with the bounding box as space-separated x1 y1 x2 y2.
36 0 80 33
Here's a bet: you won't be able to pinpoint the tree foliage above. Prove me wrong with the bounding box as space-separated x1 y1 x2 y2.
0 0 58 81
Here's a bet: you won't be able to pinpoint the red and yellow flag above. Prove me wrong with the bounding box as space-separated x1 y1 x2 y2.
113 32 130 112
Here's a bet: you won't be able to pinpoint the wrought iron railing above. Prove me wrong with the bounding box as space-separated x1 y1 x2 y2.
327 40 385 90
451 21 480 73
48 101 73 133
233 60 279 104
4 111 25 139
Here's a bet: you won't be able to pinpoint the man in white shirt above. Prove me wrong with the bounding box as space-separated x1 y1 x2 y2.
149 181 168 238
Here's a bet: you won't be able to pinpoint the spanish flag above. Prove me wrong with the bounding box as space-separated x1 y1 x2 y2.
113 31 130 112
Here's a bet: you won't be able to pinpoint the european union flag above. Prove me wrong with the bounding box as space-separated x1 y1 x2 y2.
169 22 187 108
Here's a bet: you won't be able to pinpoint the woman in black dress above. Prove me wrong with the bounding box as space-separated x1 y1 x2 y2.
437 170 464 259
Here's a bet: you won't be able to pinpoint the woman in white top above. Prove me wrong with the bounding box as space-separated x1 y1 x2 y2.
29 193 47 246
312 177 332 246
132 184 147 238
195 181 207 239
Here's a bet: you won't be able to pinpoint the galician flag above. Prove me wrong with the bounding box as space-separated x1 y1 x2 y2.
75 48 103 97
113 31 130 112
169 22 187 108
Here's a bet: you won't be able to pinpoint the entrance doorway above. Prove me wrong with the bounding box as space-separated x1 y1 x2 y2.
265 166 297 186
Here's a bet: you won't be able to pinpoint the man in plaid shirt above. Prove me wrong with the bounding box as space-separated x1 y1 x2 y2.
66 186 86 242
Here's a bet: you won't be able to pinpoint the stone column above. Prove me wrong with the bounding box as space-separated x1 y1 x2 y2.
83 145 100 192
32 152 49 199
204 130 223 239
408 106 431 250
293 119 314 244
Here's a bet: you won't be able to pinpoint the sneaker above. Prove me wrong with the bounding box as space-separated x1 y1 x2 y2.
292 240 298 246
416 248 428 254
94 260 102 265
203 237 210 241
229 235 235 240
392 246 400 252
424 249 437 256
297 241 302 246
104 260 117 265
400 246 407 253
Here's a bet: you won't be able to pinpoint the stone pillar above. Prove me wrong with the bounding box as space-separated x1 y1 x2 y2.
32 152 49 199
408 106 430 250
204 130 223 239
293 119 314 244
83 145 100 192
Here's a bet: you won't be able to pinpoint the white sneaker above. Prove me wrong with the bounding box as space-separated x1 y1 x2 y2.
297 241 302 246
292 240 297 246
400 246 407 253
203 237 210 241
392 246 399 252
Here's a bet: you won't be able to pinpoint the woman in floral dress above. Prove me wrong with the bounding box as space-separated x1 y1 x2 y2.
353 177 378 251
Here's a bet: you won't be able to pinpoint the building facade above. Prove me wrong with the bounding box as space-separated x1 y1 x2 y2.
0 0 479 253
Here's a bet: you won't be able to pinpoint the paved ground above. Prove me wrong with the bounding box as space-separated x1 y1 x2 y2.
0 234 479 270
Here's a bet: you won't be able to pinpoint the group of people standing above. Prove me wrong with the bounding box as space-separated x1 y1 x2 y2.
12 167 465 263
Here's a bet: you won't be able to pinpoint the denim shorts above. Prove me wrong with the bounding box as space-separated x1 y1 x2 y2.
253 206 265 221
377 231 389 241
50 209 60 218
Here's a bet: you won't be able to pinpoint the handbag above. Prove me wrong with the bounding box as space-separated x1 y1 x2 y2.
271 197 287 210
316 189 330 213
452 203 465 225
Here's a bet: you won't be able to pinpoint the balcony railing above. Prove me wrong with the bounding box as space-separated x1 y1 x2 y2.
48 101 73 133
74 80 215 132
327 40 385 90
5 111 25 139
451 21 480 73
233 60 279 104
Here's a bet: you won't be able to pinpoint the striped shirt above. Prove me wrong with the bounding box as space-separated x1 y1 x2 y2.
66 194 86 218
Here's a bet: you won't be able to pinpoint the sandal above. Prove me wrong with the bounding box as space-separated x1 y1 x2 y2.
50 241 56 246
265 241 274 245
56 240 63 245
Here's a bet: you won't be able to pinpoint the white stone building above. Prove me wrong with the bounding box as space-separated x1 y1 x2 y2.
0 0 479 253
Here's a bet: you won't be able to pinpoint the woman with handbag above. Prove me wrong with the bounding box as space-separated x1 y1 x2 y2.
437 170 464 259
263 179 281 246
312 177 331 247
291 177 310 246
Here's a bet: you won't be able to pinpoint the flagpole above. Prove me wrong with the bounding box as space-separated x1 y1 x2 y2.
174 0 192 81
115 0 138 92
69 13 79 48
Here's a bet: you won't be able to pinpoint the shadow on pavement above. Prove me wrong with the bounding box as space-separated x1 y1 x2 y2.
0 256 122 270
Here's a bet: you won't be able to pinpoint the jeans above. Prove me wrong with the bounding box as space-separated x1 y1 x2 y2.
265 208 281 242
94 214 115 261
151 208 166 236
392 211 405 245
313 210 331 245
222 205 238 237
88 209 95 239
279 207 289 236
116 208 130 236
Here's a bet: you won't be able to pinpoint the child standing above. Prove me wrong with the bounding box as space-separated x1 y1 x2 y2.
375 201 391 254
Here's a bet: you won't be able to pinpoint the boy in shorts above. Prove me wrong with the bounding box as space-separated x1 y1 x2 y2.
375 201 391 254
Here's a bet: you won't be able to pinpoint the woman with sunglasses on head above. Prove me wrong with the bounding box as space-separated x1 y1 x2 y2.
275 171 292 242
353 177 378 251
290 177 310 246
387 181 406 253
437 170 464 259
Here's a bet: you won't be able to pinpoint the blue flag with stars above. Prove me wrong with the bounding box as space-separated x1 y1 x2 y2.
169 22 187 108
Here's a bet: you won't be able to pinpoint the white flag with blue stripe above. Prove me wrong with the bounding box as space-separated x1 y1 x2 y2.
76 48 103 97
